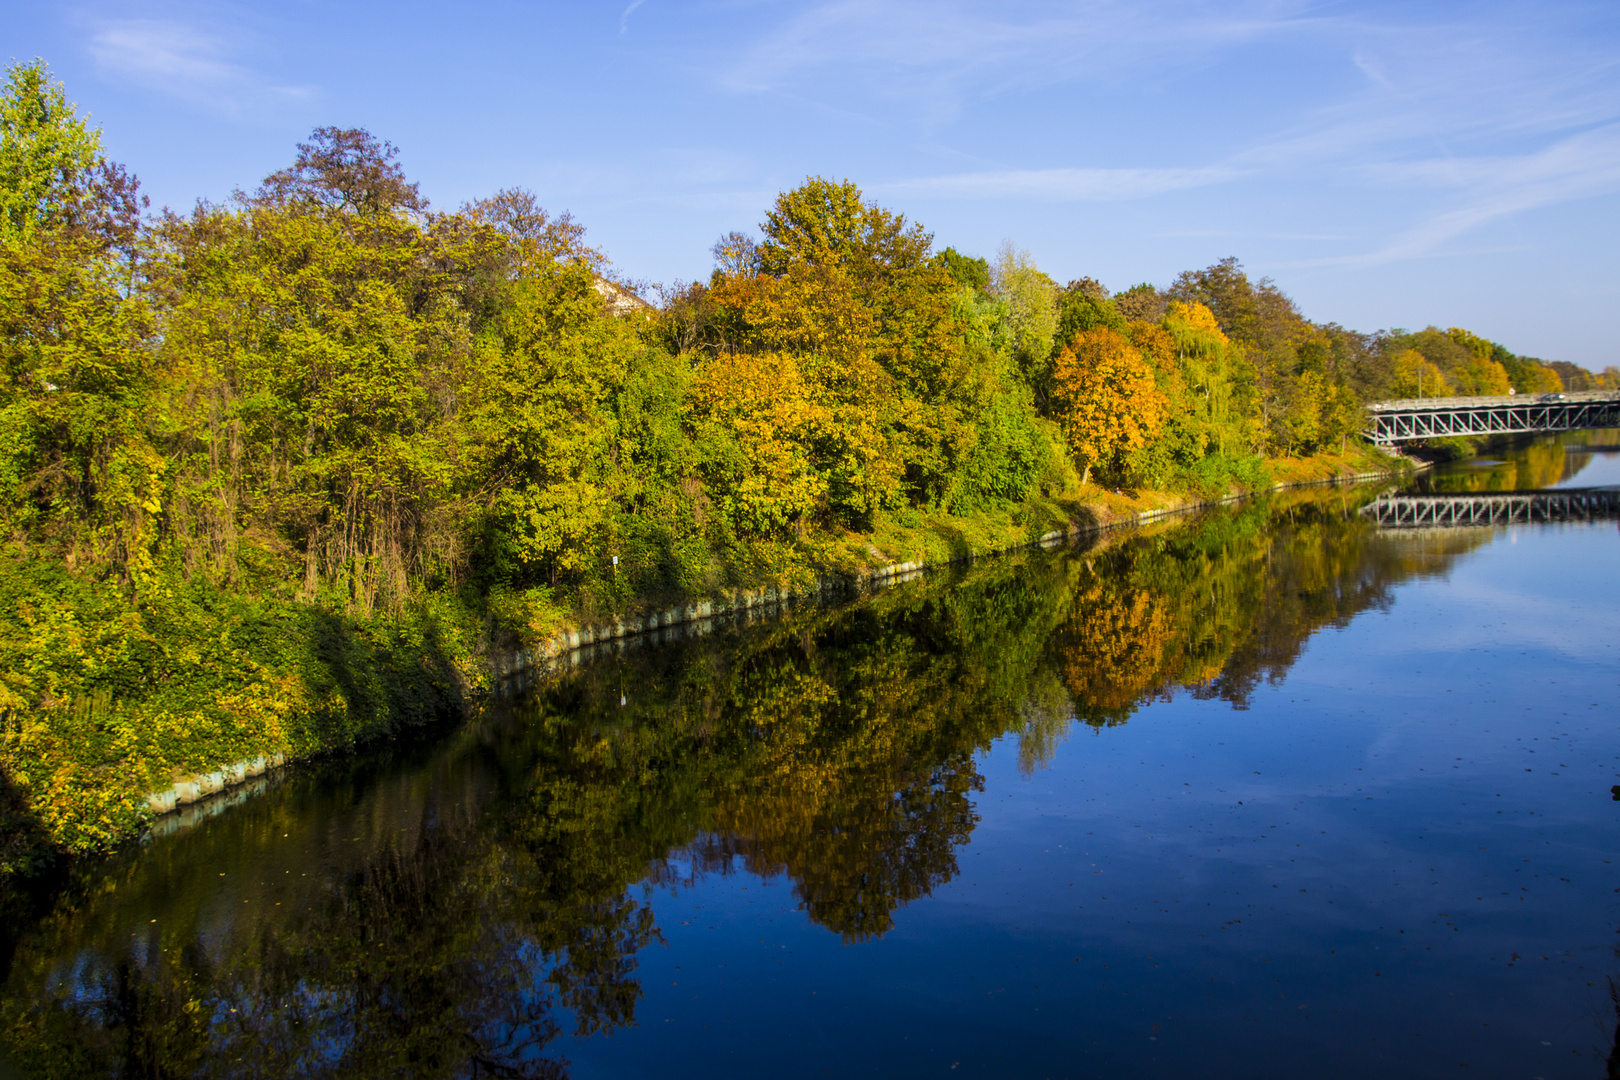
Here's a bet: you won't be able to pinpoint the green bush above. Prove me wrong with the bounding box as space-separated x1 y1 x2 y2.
0 549 481 871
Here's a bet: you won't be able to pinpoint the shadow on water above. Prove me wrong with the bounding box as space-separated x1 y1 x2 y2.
0 481 1554 1077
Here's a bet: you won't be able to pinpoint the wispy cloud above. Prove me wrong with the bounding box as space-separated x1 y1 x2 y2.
1300 125 1620 269
721 0 1311 118
89 21 237 85
879 164 1245 201
620 0 646 35
85 18 311 110
701 1 1620 270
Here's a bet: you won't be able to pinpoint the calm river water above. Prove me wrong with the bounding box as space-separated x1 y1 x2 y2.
3 435 1618 1079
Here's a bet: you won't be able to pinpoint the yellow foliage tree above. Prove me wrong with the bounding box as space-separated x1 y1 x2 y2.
1445 326 1513 396
1518 362 1562 394
1462 355 1512 396
1165 299 1224 341
1051 327 1168 485
1161 300 1254 457
689 350 832 536
707 269 903 519
1389 349 1451 399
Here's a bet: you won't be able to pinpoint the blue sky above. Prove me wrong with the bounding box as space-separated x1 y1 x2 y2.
8 1 1620 367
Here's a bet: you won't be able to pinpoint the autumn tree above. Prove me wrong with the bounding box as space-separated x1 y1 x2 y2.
711 230 760 278
699 176 1000 523
1169 258 1313 449
1387 348 1450 398
1114 283 1167 323
463 186 598 272
1051 327 1167 485
1511 357 1563 394
1160 300 1254 458
1444 327 1512 395
1383 327 1508 397
1546 360 1600 391
688 350 830 536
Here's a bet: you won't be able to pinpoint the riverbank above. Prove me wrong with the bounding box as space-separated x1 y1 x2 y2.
0 442 1408 878
493 442 1409 683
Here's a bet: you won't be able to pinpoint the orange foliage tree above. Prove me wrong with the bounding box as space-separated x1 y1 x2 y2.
1051 327 1168 485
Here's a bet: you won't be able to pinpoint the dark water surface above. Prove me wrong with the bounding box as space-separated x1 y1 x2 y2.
4 435 1619 1079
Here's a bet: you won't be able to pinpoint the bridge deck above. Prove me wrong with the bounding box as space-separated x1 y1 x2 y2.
1364 390 1620 445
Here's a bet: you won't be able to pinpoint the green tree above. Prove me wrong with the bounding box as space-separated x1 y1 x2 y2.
0 60 156 580
156 191 466 609
934 246 989 293
990 241 1059 385
0 60 141 250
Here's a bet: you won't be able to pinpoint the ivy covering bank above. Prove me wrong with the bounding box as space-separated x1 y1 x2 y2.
0 62 1588 873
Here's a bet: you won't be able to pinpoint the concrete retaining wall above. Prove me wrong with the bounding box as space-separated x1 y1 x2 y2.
144 752 287 818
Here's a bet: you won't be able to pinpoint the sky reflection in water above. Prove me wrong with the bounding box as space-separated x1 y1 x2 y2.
3 436 1618 1080
566 439 1620 1079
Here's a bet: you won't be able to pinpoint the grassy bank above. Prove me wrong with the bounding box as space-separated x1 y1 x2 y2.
819 442 1403 574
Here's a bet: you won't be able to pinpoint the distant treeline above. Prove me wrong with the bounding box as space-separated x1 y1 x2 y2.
0 59 1608 862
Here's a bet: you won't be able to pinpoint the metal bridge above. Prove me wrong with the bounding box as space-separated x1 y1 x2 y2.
1364 391 1620 446
1360 487 1620 529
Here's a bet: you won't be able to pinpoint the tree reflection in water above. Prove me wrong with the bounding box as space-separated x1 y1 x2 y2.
0 487 1495 1077
1413 429 1619 494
